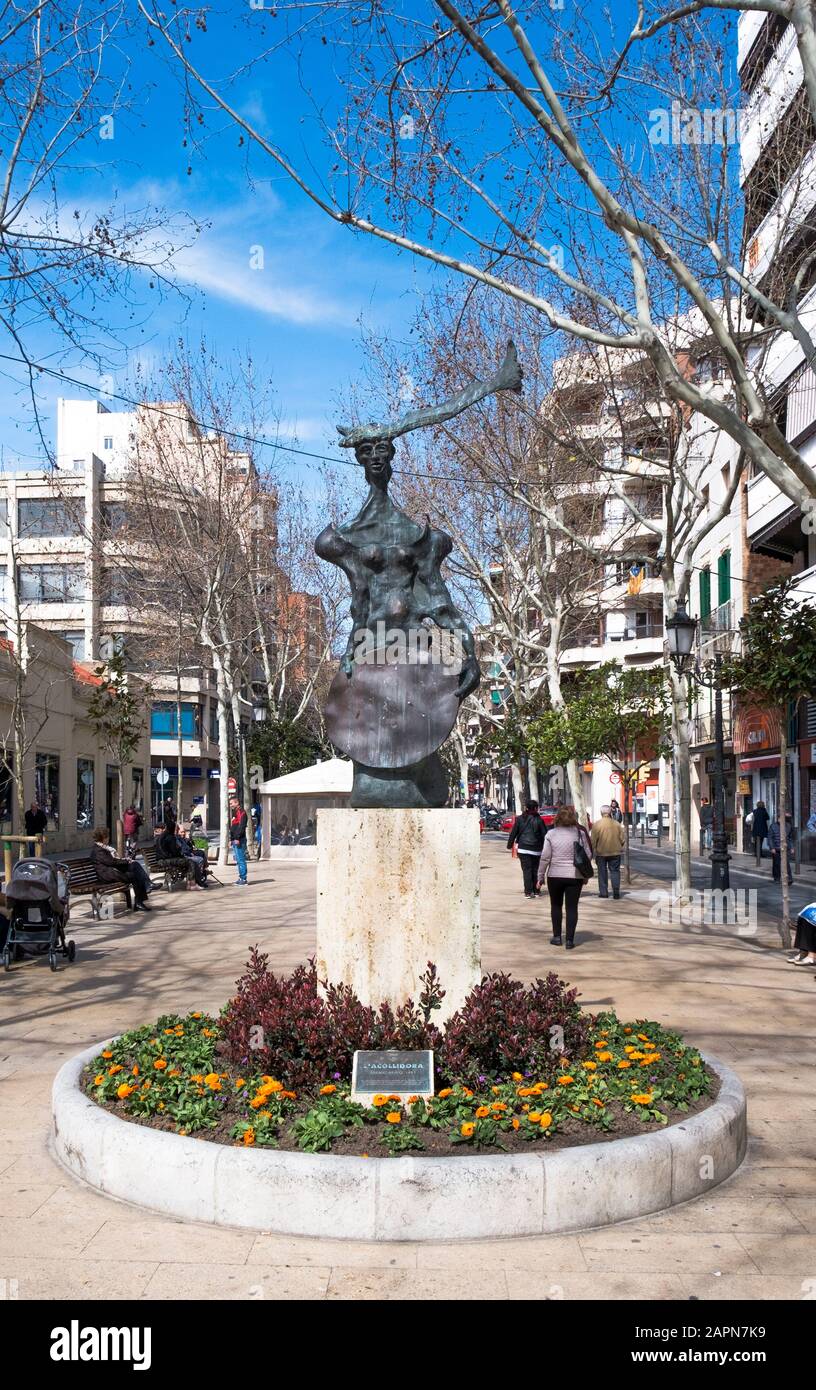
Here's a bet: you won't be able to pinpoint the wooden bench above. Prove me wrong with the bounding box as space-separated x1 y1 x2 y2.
139 843 193 892
68 857 133 920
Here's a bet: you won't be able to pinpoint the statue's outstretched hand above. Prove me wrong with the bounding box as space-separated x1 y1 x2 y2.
456 655 480 701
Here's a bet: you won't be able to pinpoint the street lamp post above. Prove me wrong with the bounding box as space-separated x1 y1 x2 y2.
665 605 731 891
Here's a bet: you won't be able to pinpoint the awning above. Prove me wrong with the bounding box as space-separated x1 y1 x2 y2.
738 754 780 771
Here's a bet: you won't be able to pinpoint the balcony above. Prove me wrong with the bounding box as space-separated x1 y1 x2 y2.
740 21 801 185
691 709 734 747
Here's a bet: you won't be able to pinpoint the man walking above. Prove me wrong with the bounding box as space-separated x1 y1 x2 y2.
770 813 794 886
229 796 249 886
590 805 626 900
750 799 769 861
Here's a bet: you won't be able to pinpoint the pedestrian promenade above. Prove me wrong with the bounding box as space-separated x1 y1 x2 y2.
1 843 814 1301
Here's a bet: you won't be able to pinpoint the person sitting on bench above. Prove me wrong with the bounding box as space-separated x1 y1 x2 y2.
89 829 151 912
177 824 208 887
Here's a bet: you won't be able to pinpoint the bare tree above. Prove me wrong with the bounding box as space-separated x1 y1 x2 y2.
140 0 816 512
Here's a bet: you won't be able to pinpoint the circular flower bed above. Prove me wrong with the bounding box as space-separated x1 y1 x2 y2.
83 967 715 1158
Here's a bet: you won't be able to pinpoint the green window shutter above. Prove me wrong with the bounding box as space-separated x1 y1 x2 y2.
717 550 731 606
699 568 711 620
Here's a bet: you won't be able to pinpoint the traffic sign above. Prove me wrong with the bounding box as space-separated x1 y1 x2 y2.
156 768 169 786
227 776 237 793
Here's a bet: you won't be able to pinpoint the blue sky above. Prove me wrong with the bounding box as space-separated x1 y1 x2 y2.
0 1 739 478
0 7 427 476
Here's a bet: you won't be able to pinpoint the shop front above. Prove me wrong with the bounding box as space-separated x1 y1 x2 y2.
733 705 782 849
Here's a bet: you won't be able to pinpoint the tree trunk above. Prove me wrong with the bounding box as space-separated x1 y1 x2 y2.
622 763 632 885
669 668 692 900
176 660 184 826
511 761 524 812
779 716 792 950
116 767 125 856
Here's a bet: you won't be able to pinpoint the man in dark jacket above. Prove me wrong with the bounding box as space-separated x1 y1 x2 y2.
24 802 47 839
89 829 151 911
750 800 770 860
507 800 547 897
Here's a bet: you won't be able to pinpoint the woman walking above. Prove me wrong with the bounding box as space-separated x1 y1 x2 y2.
506 800 547 898
536 807 593 949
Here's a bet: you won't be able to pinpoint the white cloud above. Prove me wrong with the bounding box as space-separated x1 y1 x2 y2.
174 241 357 327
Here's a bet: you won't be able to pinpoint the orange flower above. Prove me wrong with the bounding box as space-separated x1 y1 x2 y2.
491 1086 501 1095
644 1053 661 1063
93 1073 104 1086
387 1094 401 1102
372 1095 388 1107
191 1012 202 1019
281 1090 297 1100
167 1068 180 1078
596 1051 613 1063
386 1112 401 1125
319 1084 337 1095
528 1112 542 1123
259 1079 283 1095
637 1034 650 1043
116 1082 134 1099
249 1095 267 1110
592 1098 604 1108
101 1050 113 1059
629 1051 645 1061
131 1065 139 1076
190 1074 204 1084
437 1088 453 1099
204 1073 221 1091
532 1082 549 1094
462 1087 474 1098
512 1117 520 1130
517 1086 535 1097
153 1059 167 1071
631 1093 654 1105
557 1075 575 1086
475 1106 490 1118
407 1095 419 1105
163 1029 176 1036
571 1105 580 1112
582 1061 597 1071
539 1113 553 1130
623 1027 632 1035
617 1060 631 1070
108 1065 123 1076
624 1045 636 1054
594 1041 609 1052
492 1102 507 1113
242 1128 256 1146
460 1122 475 1137
512 1072 523 1082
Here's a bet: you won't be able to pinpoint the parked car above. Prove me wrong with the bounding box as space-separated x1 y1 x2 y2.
501 806 572 834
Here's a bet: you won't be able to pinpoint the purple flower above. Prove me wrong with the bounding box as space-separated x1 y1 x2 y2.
333 1072 341 1080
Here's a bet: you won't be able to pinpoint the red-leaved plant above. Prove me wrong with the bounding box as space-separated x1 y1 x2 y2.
220 951 588 1090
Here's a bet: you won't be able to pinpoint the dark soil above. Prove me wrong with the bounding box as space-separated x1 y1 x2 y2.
85 1071 720 1158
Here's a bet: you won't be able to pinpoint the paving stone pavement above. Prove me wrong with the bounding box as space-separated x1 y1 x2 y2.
1 842 814 1302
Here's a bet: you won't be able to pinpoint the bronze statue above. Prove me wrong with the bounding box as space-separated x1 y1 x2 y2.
316 343 522 808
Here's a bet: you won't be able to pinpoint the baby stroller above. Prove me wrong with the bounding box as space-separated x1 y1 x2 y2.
2 858 74 972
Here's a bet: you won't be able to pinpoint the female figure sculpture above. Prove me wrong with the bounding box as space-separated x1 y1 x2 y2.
316 343 522 808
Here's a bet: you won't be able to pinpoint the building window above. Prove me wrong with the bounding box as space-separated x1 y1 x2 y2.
132 766 144 814
699 567 711 620
100 501 130 534
58 630 85 660
76 758 94 829
34 752 60 831
717 550 731 606
151 702 201 739
209 702 219 741
17 499 83 538
18 564 84 602
101 567 140 607
103 436 113 450
0 758 12 834
0 498 8 538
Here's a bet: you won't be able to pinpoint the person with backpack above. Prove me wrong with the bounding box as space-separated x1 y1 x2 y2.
536 806 594 949
506 800 547 897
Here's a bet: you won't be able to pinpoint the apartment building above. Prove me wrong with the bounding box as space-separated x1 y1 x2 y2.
0 399 260 828
732 10 816 853
0 627 151 853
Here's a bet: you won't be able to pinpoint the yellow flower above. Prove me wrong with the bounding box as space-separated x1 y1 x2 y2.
528 1112 542 1123
637 1034 651 1043
512 1072 523 1082
644 1053 661 1063
204 1073 221 1091
460 1122 475 1137
618 1060 632 1070
539 1113 553 1130
557 1075 575 1086
319 1084 337 1095
629 1051 645 1061
532 1082 549 1094
372 1094 388 1107
475 1105 490 1118
386 1112 401 1124
582 1061 597 1071
596 1051 613 1062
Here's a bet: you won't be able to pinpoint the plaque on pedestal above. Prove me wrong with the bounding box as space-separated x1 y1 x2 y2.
351 1049 434 1106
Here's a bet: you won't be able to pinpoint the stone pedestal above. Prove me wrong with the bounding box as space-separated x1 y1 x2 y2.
315 808 481 1024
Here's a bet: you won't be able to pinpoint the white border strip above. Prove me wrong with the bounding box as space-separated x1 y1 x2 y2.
52 1044 746 1241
